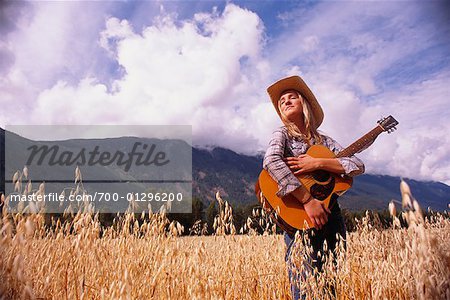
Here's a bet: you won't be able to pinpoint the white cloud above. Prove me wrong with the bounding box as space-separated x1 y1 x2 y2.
357 72 450 183
0 1 117 123
22 3 271 155
1 1 449 185
263 2 450 184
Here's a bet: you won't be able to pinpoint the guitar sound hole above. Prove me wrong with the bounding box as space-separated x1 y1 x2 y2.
313 170 330 183
310 177 335 200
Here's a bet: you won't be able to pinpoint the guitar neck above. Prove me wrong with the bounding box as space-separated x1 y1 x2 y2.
336 125 384 158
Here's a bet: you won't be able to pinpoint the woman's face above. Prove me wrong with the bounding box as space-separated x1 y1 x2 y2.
279 90 303 121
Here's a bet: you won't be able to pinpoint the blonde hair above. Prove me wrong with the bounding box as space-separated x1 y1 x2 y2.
278 91 323 145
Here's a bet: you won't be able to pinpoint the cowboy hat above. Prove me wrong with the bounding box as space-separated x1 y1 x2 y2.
267 75 324 128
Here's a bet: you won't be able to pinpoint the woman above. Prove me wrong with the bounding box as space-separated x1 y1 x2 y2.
262 75 365 300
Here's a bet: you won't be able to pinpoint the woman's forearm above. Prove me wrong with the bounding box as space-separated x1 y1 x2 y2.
291 185 312 203
316 158 345 174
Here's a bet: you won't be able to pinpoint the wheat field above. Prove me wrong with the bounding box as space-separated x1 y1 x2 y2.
1 175 449 299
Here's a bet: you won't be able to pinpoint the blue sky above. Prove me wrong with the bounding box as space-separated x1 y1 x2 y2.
1 1 449 184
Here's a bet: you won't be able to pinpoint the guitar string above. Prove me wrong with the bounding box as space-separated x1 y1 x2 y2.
289 126 385 190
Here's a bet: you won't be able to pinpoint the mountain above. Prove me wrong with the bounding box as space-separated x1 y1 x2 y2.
1 127 449 211
192 147 262 203
191 146 449 211
0 127 193 213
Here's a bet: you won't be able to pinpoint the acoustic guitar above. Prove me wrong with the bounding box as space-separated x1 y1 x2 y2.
255 116 398 234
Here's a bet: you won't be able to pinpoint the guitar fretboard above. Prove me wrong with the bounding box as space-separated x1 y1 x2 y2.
336 125 384 158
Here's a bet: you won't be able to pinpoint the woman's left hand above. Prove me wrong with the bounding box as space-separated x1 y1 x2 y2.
284 154 320 175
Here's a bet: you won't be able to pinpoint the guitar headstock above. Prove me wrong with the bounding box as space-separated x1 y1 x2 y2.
378 115 399 133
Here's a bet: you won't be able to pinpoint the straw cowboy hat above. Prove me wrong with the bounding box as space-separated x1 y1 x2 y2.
267 75 324 128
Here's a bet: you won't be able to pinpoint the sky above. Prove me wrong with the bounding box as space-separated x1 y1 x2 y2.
0 1 449 184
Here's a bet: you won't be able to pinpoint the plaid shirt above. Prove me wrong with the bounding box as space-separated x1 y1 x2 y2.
263 126 365 198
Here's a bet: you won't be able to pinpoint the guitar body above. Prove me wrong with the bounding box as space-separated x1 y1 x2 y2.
255 116 398 233
256 145 353 232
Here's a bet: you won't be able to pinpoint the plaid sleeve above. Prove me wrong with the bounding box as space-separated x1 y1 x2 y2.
323 135 365 177
263 128 301 197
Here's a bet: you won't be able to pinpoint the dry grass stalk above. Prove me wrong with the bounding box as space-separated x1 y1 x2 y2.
0 171 449 299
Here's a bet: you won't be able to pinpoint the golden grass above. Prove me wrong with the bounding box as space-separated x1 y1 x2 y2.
1 174 449 299
1 212 450 299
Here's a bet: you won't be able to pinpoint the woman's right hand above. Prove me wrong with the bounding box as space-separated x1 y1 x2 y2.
303 198 331 229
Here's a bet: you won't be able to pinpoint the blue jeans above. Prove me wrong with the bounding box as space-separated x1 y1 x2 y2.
284 203 347 300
